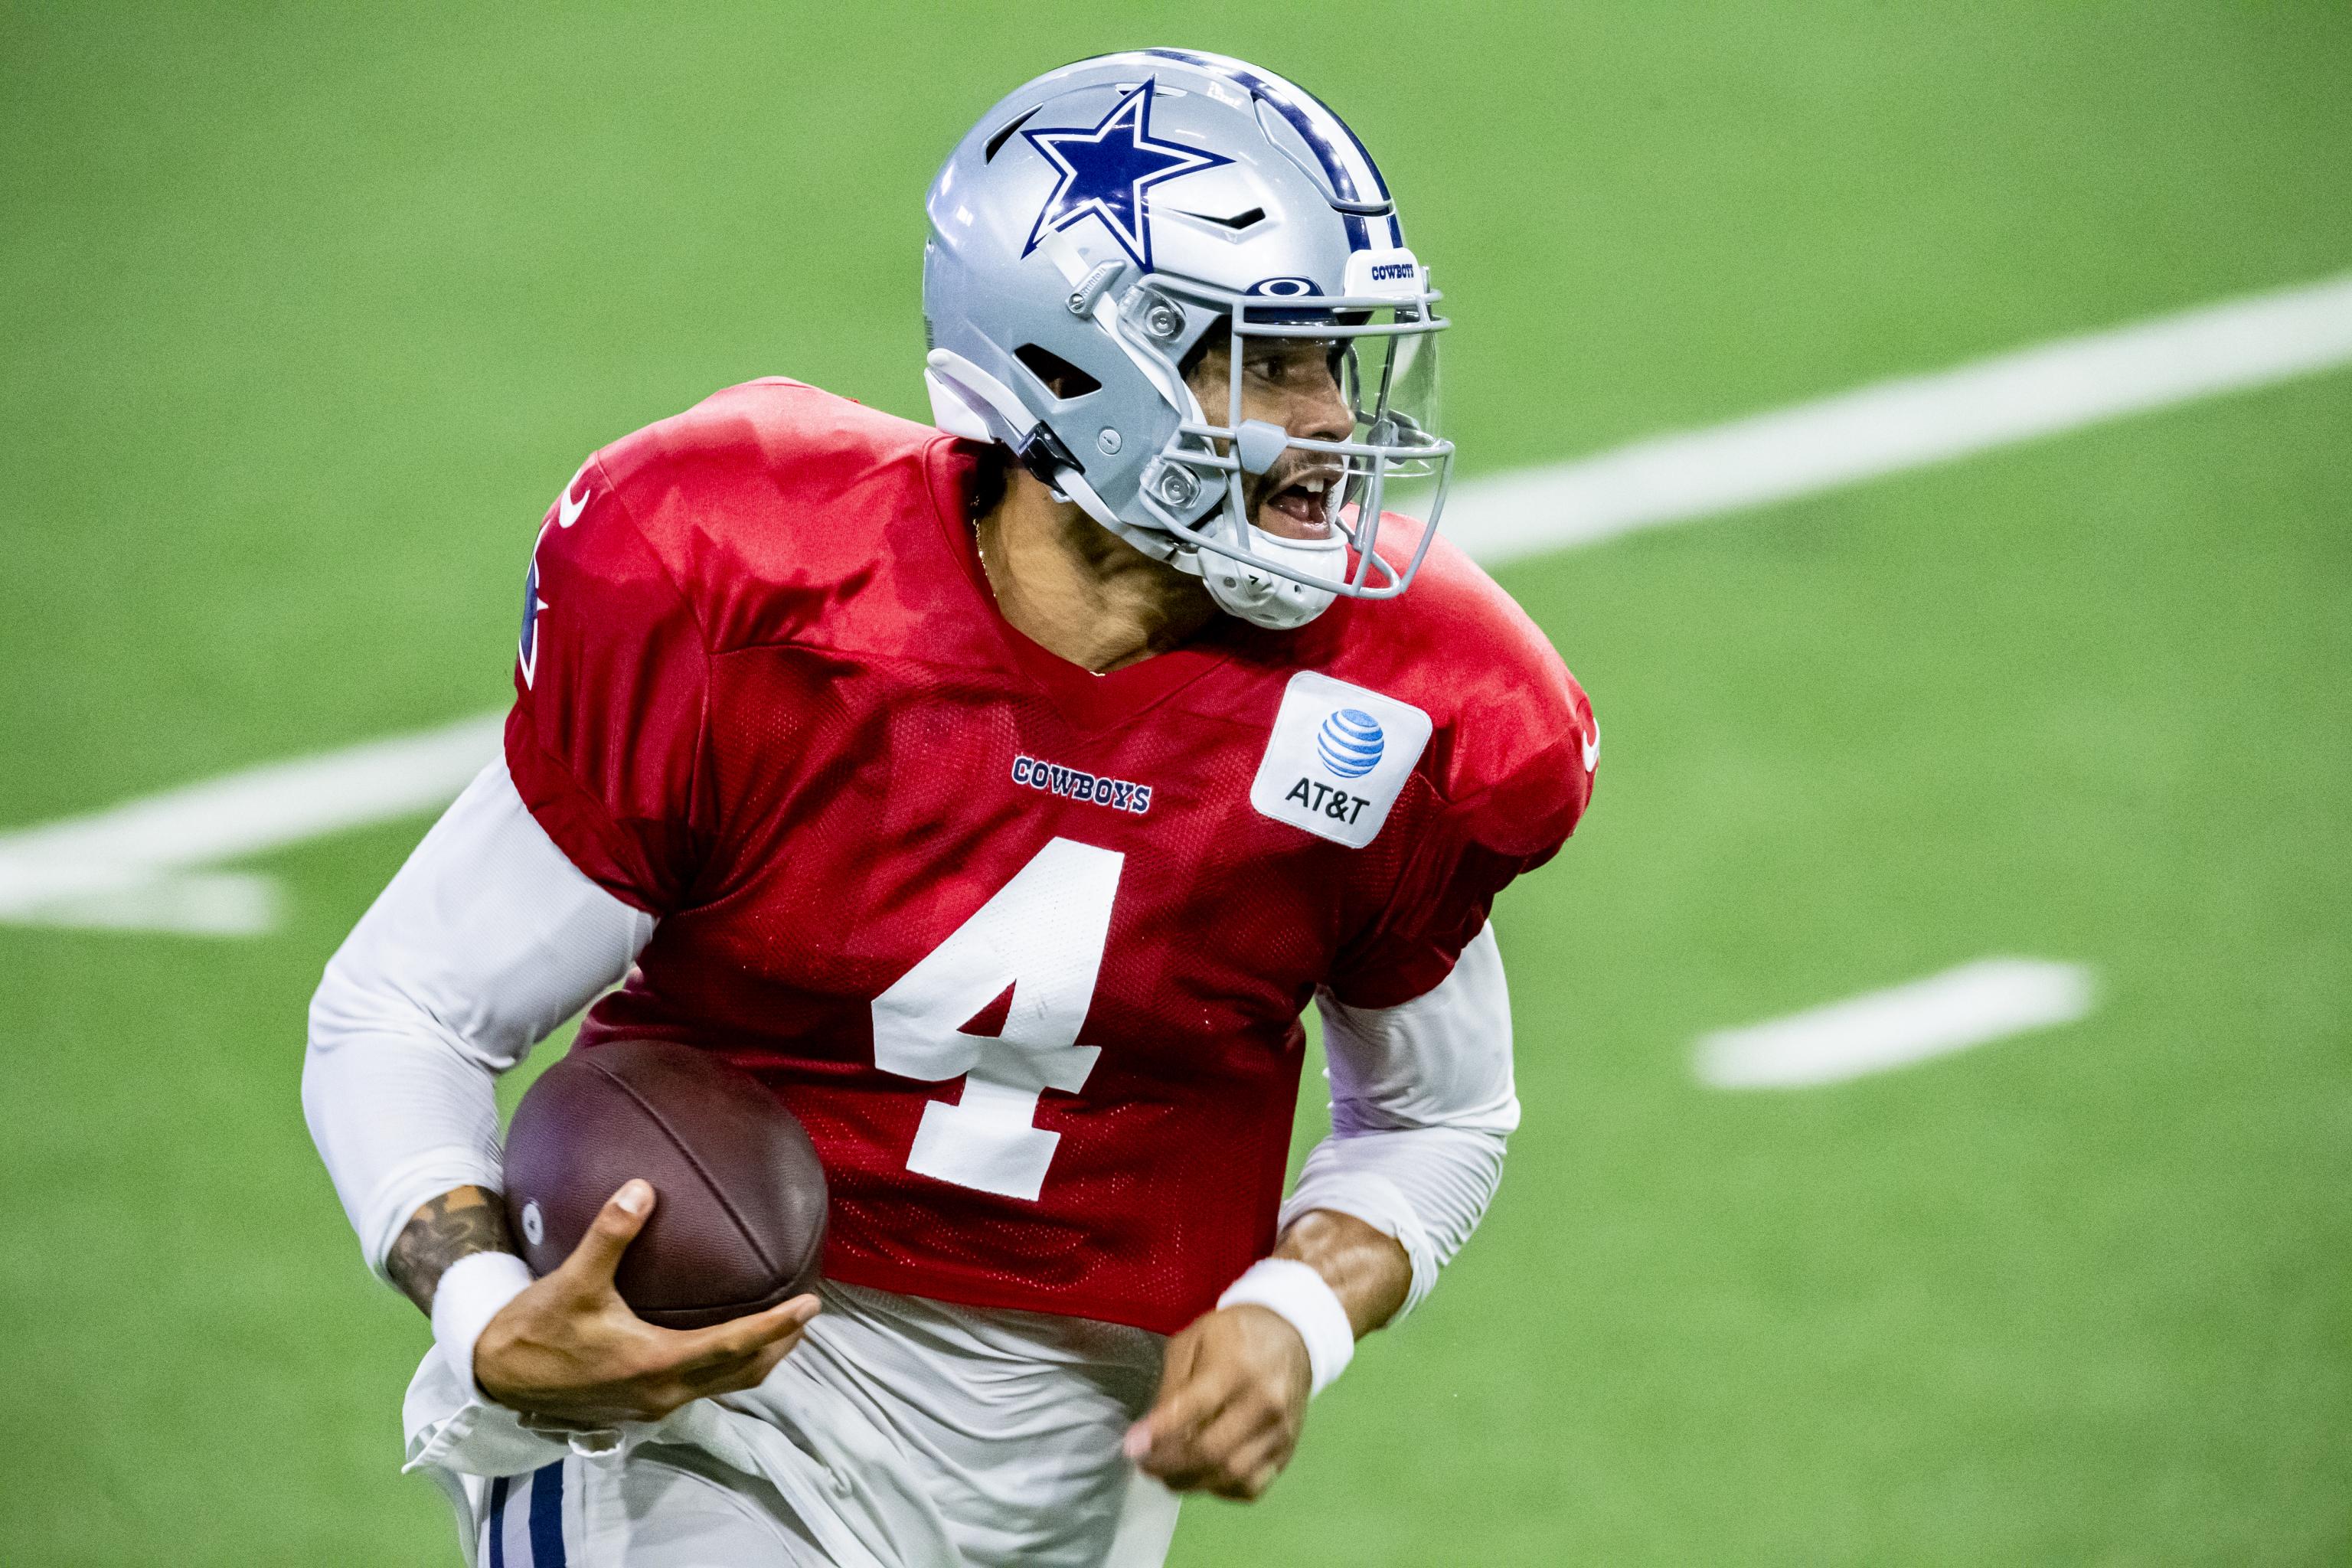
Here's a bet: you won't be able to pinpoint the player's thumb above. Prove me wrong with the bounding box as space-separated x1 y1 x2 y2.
1125 1337 1206 1462
564 1179 655 1285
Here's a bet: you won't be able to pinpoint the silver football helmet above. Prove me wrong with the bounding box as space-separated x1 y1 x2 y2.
923 50 1452 630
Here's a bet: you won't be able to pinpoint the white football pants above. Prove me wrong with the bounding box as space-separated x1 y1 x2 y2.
421 1280 1183 1568
470 1447 831 1566
460 1444 1184 1568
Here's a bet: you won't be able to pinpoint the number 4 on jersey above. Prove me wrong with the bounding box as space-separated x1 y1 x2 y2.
870 838 1122 1200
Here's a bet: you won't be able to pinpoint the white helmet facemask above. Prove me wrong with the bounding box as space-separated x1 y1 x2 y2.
921 51 1454 632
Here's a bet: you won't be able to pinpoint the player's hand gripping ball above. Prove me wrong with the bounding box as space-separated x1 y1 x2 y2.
502 1038 828 1327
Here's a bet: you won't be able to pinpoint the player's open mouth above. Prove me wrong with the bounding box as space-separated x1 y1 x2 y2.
1262 470 1341 535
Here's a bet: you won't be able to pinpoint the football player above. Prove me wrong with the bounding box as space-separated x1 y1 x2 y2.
305 49 1594 1568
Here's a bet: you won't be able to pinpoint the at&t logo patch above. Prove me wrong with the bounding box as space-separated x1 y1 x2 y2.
1316 709 1383 777
1250 672 1432 848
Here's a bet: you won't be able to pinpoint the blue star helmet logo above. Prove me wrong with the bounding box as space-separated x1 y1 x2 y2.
1022 80 1230 272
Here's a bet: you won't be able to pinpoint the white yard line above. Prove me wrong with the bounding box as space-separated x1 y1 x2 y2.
7 272 2352 934
0 713 504 933
1444 271 2352 560
1694 958 2096 1089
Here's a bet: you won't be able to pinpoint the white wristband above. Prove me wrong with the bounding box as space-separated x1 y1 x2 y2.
1217 1257 1356 1397
430 1250 535 1398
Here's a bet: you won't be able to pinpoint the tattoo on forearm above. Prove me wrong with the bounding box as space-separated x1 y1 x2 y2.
387 1185 516 1314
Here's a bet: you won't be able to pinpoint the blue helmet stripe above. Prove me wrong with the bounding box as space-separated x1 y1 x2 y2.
1145 51 1388 207
1141 50 1401 250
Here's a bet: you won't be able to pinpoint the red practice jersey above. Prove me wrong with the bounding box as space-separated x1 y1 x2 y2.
505 378 1595 1334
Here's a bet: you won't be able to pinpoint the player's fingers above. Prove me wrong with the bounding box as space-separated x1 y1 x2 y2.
665 1295 822 1371
1127 1366 1242 1474
557 1180 656 1289
1156 1391 1282 1492
1207 1452 1288 1502
667 1332 802 1391
1203 1423 1296 1501
1141 1319 1198 1396
1192 1392 1284 1472
691 1327 806 1395
1122 1319 1224 1465
1127 1379 1218 1464
643 1322 811 1417
671 1339 792 1396
740 1326 808 1383
1160 1325 1203 1387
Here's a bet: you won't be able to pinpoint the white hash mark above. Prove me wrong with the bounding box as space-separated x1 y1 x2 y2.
1694 957 2096 1089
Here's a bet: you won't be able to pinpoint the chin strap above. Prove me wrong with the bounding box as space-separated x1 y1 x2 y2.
1201 525 1344 630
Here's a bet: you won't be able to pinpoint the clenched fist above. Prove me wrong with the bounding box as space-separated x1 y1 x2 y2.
1123 1302 1313 1499
1123 1209 1411 1500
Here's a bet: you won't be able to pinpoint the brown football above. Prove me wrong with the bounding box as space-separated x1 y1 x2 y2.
501 1037 828 1328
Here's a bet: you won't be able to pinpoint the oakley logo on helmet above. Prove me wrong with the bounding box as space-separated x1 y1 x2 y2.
1021 80 1230 273
1251 671 1431 848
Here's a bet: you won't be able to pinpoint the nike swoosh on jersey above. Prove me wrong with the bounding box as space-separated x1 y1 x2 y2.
1582 720 1600 773
557 472 590 528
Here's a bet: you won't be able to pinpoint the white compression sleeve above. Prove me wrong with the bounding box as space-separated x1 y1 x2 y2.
1282 921 1520 1318
302 758 654 1277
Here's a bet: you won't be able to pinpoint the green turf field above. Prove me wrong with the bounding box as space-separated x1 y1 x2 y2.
5 4 2349 1563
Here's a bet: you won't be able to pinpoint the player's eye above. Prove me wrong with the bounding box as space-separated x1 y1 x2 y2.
1246 344 1340 389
